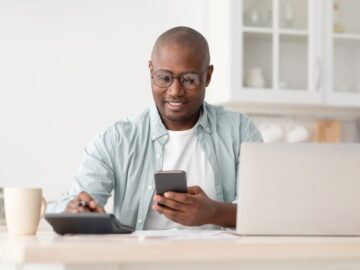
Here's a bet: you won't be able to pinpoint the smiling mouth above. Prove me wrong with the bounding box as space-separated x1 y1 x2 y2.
165 101 187 110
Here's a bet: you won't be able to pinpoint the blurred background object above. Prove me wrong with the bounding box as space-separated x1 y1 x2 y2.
0 188 5 225
333 1 345 33
313 120 341 143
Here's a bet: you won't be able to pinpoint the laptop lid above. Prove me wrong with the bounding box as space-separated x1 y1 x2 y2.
237 143 360 236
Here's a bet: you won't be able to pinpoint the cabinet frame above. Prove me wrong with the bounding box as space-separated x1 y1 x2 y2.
207 0 360 108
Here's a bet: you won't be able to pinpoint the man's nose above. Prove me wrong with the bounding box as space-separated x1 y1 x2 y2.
167 78 185 96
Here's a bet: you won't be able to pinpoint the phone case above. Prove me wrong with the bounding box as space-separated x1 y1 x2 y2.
154 170 187 195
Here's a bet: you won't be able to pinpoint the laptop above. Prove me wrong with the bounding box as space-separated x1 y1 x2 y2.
236 143 360 236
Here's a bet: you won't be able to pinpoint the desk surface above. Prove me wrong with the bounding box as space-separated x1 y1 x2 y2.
1 224 360 265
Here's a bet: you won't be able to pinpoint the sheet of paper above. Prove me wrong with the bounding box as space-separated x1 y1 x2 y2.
132 229 238 240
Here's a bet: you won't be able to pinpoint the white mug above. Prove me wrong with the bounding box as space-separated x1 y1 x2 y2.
286 125 309 143
260 124 284 143
4 187 47 235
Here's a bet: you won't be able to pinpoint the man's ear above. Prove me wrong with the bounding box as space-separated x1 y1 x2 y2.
205 65 214 87
148 61 153 74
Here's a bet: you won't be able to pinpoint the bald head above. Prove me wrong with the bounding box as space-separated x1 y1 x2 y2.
151 26 210 68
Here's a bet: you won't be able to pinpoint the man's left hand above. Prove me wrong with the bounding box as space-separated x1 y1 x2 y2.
152 185 218 226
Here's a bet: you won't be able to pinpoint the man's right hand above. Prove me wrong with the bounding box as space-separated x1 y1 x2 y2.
64 191 105 213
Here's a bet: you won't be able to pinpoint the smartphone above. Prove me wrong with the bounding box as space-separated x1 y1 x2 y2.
154 170 187 196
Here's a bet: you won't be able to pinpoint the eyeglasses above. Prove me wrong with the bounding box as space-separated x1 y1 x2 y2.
151 67 208 90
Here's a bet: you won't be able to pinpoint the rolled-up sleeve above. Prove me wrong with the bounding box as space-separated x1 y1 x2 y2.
51 127 117 213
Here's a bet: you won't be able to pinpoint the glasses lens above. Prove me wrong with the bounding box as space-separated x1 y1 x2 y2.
153 70 172 87
152 69 204 89
180 73 200 90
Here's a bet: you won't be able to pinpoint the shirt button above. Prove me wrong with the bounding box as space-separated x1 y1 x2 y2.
138 218 143 224
147 185 153 190
152 136 156 140
156 154 161 159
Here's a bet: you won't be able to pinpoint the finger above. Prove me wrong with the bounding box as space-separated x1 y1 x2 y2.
78 191 94 204
152 201 182 216
162 208 188 224
152 203 184 222
67 200 92 213
95 205 106 213
87 199 106 212
163 192 192 204
68 199 80 209
77 192 100 210
88 200 98 209
152 203 180 213
153 195 185 210
70 208 79 213
65 196 94 213
65 199 81 212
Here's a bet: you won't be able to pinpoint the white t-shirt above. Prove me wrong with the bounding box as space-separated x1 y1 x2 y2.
143 123 218 230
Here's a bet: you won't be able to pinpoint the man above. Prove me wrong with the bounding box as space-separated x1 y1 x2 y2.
53 26 263 230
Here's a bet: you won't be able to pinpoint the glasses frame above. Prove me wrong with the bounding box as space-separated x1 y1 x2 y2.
151 66 209 90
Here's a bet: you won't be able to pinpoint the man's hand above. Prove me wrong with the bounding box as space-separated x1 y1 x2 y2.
64 191 105 213
152 185 236 227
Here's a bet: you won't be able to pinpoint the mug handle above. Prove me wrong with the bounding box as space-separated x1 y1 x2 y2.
40 197 47 218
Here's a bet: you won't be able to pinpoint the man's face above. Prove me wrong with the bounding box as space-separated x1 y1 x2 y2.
149 43 213 130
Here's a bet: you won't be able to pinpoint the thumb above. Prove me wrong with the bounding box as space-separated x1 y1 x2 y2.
187 185 203 195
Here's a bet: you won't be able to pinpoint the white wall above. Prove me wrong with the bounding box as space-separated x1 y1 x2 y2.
0 0 210 200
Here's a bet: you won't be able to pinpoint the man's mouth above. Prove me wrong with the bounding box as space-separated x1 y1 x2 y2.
165 100 187 110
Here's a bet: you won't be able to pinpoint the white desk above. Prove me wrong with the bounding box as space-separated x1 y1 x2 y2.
1 225 360 270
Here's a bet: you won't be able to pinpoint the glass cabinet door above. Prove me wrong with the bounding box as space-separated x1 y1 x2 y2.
243 0 273 28
325 0 360 106
332 0 360 94
208 0 360 107
240 0 320 104
278 0 309 91
242 0 273 90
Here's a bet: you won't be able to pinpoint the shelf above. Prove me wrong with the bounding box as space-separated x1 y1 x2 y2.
242 87 273 91
242 87 308 92
243 27 309 36
279 29 308 36
232 88 322 105
222 101 360 121
333 33 360 41
242 27 273 34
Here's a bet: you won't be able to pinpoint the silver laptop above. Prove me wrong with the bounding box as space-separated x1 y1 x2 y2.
237 143 360 236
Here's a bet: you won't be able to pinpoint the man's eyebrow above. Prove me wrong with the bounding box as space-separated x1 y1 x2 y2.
181 70 199 74
154 68 171 72
156 69 199 74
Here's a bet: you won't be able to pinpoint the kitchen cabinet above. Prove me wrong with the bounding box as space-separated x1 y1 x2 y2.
324 0 360 107
207 0 360 108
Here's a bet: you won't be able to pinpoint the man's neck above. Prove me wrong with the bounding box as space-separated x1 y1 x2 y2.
162 111 201 131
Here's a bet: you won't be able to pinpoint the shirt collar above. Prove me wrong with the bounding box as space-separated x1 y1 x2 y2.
149 102 212 142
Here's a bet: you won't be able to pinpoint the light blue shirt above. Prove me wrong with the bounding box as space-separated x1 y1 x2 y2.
52 102 263 230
